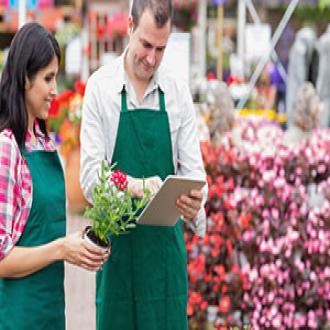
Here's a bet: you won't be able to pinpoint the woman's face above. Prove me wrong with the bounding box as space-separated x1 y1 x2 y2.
25 56 58 127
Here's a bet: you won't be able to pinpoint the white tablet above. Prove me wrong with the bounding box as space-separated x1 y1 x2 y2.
137 175 206 226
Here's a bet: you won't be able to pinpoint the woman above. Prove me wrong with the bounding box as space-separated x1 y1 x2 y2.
0 23 108 329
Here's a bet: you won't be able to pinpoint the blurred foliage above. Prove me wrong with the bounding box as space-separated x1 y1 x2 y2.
294 4 330 20
319 0 330 10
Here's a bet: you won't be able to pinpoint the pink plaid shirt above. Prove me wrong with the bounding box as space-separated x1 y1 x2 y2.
0 123 56 260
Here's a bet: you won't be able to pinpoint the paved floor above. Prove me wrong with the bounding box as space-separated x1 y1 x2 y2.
65 214 96 330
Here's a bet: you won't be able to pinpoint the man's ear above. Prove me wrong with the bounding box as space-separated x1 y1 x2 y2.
128 16 134 35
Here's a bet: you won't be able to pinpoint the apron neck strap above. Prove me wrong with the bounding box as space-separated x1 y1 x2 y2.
121 85 129 113
120 85 166 113
158 87 166 113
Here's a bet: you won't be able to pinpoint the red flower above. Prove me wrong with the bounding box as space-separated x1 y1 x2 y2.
97 25 105 39
226 240 234 256
211 212 224 227
207 71 216 80
219 295 231 314
111 169 128 191
211 247 219 258
48 98 60 118
212 284 219 293
106 13 129 38
214 265 226 281
187 302 194 316
74 80 86 96
204 273 212 282
57 89 75 105
239 213 252 228
209 184 224 199
200 300 208 310
231 263 240 273
224 197 233 210
188 255 205 283
227 74 243 86
189 291 202 305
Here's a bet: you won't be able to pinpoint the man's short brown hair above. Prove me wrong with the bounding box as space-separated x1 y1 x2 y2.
131 0 172 29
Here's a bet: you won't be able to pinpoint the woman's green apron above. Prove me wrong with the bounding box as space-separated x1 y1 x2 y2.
0 147 66 330
96 87 188 330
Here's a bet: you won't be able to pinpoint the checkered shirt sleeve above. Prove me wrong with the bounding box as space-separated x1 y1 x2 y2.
0 130 33 260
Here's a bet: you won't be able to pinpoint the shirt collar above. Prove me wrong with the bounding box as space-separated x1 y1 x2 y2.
26 120 47 143
114 48 165 95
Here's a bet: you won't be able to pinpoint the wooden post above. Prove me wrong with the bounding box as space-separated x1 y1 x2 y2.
217 3 223 80
237 0 246 65
18 0 26 29
75 0 83 11
197 0 207 78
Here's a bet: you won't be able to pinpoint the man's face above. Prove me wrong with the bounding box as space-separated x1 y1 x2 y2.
127 8 171 82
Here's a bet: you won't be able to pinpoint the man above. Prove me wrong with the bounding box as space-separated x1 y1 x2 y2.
80 0 207 329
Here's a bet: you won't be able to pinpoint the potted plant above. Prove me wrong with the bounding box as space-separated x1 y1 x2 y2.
83 161 150 249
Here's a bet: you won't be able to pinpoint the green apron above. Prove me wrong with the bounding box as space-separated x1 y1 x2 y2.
96 87 188 330
0 147 66 330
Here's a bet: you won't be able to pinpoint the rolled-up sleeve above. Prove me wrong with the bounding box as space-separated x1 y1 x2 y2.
0 137 17 260
80 77 105 203
176 83 208 237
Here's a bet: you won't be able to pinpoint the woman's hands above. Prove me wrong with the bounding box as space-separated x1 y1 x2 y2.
127 176 162 198
58 232 110 272
0 232 110 278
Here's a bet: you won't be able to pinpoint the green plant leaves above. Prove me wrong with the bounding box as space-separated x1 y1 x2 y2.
84 161 149 242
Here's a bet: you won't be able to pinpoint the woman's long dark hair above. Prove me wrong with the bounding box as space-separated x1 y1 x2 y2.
0 22 61 149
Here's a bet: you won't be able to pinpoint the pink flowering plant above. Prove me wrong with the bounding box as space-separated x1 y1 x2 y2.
84 161 149 247
282 130 330 186
186 118 330 328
